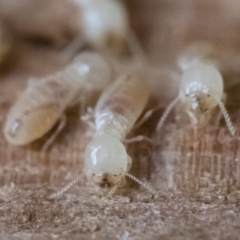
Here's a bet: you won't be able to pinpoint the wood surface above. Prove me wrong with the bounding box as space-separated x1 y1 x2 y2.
0 0 240 239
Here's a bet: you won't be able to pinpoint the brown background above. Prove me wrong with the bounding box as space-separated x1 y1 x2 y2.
1 0 240 239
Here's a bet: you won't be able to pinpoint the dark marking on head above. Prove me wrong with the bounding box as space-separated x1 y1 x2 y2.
98 174 113 189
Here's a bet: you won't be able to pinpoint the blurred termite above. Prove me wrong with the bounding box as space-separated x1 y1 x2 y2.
156 42 235 136
49 73 155 199
4 51 113 150
66 0 145 59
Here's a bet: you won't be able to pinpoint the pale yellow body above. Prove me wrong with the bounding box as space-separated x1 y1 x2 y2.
4 52 112 145
84 74 149 194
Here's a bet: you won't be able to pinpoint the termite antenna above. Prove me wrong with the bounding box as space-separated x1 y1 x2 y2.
214 96 235 136
48 177 81 199
126 173 156 194
156 96 180 131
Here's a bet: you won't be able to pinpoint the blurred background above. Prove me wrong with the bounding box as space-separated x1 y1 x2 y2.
0 0 240 239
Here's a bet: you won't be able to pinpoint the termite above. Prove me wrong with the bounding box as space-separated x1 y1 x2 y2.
49 73 155 198
4 51 113 149
66 0 144 59
156 43 235 136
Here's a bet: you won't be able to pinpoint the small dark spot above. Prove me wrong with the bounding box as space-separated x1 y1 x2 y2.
98 174 113 189
99 178 112 188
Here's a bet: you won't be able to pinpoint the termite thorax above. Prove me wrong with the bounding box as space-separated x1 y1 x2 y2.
95 111 129 140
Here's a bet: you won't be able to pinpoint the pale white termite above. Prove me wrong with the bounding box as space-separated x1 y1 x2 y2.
157 44 235 136
4 51 112 148
66 0 144 59
49 73 155 198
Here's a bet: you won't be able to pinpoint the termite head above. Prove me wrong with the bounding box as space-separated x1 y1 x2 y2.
181 92 217 126
4 103 61 145
84 133 129 195
180 63 223 126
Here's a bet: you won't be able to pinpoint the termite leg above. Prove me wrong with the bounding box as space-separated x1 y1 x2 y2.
41 114 67 155
133 104 162 130
81 107 95 131
124 135 154 145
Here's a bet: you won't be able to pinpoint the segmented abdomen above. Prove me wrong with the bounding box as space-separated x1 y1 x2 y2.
95 74 149 138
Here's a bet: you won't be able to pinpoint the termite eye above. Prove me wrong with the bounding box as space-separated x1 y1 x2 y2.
113 174 117 177
207 94 210 97
186 94 189 97
92 174 95 176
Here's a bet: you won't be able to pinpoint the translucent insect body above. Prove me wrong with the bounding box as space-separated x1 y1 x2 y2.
85 73 152 195
4 52 112 146
157 44 235 136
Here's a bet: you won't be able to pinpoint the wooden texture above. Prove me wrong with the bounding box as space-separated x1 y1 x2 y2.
0 0 240 239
